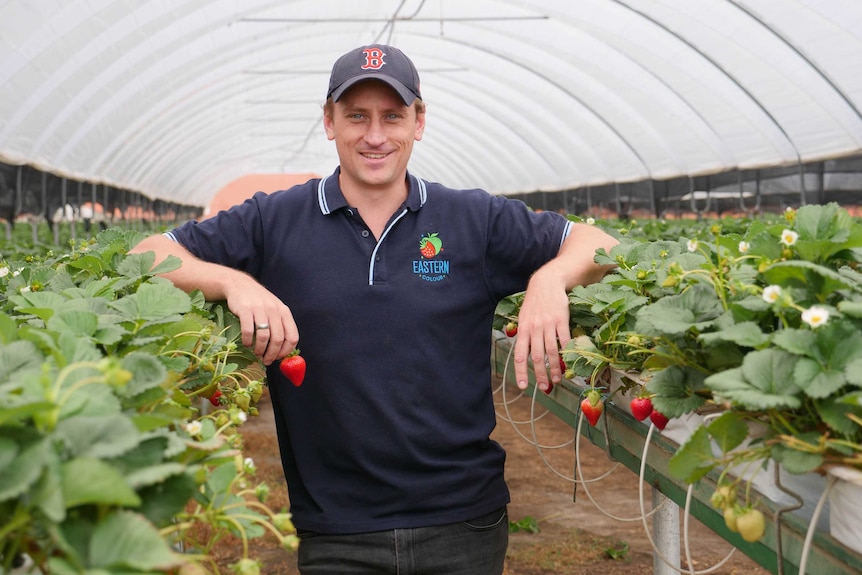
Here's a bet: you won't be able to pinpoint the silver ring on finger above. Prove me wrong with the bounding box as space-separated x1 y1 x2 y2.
255 323 270 331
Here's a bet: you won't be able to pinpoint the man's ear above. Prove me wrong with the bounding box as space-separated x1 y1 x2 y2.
323 111 335 141
414 108 426 142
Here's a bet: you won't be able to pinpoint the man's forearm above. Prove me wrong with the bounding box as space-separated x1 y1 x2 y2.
129 234 251 301
535 222 618 290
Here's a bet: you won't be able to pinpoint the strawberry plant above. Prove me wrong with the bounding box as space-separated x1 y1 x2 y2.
497 206 862 542
0 229 295 574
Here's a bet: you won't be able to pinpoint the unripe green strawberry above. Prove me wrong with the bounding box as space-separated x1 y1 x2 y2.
247 380 264 402
177 562 208 575
281 534 299 551
711 484 737 510
231 558 261 575
255 482 270 502
234 388 251 412
724 506 739 533
272 512 295 533
736 508 766 542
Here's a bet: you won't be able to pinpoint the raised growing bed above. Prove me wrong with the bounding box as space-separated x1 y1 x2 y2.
492 335 862 575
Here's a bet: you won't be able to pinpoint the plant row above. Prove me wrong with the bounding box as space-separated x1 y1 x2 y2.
496 203 862 542
0 230 291 575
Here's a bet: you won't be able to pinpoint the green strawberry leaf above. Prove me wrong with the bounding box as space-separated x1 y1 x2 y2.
121 352 169 398
636 284 723 336
699 319 768 348
48 309 100 338
846 356 862 388
761 260 859 299
89 510 180 571
705 349 802 410
55 414 141 459
645 366 707 417
707 411 749 454
839 299 862 319
0 340 44 384
61 457 141 508
772 329 816 357
0 437 55 502
668 426 715 483
816 396 862 436
794 357 847 399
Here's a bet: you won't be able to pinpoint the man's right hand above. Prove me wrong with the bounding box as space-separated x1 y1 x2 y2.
223 275 299 365
130 234 299 366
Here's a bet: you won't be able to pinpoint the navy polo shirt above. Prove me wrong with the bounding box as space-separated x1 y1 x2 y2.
168 167 572 534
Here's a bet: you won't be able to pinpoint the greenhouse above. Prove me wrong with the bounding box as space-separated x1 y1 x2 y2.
2 2 862 575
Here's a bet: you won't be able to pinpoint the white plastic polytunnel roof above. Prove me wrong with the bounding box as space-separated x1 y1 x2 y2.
2 0 862 207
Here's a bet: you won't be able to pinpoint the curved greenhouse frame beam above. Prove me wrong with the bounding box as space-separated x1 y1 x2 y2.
610 0 801 165
727 0 862 128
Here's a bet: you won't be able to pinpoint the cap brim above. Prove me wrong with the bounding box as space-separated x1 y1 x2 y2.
329 74 417 105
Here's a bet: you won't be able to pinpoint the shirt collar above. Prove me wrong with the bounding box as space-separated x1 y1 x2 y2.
317 167 427 215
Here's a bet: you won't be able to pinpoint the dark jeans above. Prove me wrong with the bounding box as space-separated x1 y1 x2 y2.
296 506 508 574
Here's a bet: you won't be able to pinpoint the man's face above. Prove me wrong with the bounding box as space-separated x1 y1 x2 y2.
324 81 425 195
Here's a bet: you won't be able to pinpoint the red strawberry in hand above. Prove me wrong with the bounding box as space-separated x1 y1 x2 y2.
649 409 670 430
630 396 654 421
279 352 306 387
580 389 604 427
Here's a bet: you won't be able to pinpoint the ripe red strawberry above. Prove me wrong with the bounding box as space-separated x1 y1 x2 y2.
580 390 604 427
543 381 554 395
649 409 670 430
209 390 223 407
504 321 518 337
279 352 306 387
630 396 654 421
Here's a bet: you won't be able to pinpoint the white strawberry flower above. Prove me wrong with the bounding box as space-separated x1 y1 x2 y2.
185 420 203 436
762 285 782 303
687 239 698 253
586 217 595 225
738 241 750 253
0 266 8 278
780 229 799 246
244 457 256 472
801 306 829 328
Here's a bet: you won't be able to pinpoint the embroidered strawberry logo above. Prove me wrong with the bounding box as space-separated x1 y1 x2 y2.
419 233 442 258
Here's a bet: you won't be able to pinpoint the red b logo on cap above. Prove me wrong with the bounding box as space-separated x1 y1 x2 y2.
361 48 386 70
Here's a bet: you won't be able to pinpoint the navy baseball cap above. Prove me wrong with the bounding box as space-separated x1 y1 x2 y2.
327 44 421 105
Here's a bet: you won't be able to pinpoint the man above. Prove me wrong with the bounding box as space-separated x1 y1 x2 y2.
131 44 617 574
